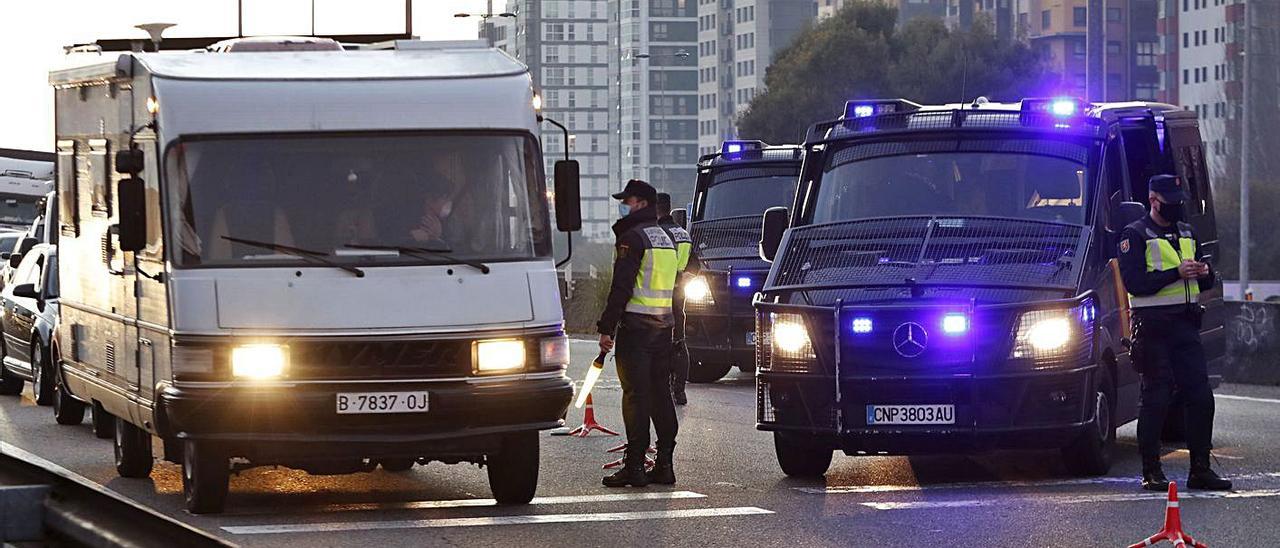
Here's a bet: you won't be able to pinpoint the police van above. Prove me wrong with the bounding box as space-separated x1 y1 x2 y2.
47 42 579 513
681 141 802 382
754 98 1224 477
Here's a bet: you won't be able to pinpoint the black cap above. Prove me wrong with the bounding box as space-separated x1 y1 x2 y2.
612 179 657 203
1148 174 1188 202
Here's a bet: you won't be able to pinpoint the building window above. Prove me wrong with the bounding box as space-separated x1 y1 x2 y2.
1073 41 1086 58
1106 8 1121 22
546 23 564 41
1107 41 1121 55
1073 7 1086 26
1183 32 1188 48
1041 10 1051 30
1182 69 1189 84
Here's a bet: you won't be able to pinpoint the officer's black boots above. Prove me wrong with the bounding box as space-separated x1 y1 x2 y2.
647 449 676 485
602 461 650 488
1142 465 1171 492
1187 453 1232 491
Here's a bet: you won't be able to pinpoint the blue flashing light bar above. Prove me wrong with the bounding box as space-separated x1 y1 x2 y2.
721 140 766 158
851 317 873 334
1021 97 1088 118
942 314 968 335
736 276 752 288
842 99 921 119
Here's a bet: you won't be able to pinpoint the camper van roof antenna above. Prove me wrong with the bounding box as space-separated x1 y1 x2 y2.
135 23 176 52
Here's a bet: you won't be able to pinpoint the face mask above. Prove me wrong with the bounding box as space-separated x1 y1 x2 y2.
618 203 632 218
1158 200 1185 223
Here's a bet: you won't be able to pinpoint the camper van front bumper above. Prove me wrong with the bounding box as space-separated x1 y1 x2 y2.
157 373 572 452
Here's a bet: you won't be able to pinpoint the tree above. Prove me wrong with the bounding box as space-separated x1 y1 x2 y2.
737 4 1059 144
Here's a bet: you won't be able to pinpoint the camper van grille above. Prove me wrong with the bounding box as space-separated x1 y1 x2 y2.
286 339 470 380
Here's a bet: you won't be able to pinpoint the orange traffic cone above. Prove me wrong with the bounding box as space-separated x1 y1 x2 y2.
603 443 656 470
568 393 619 437
1128 482 1208 548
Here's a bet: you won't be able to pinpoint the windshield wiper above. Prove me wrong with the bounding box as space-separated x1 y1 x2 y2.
221 235 365 278
343 244 490 274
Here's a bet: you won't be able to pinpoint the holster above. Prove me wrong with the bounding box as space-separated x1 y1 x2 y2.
1128 315 1148 373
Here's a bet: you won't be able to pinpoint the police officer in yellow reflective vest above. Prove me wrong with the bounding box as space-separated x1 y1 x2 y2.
598 180 681 487
656 193 701 406
1119 174 1231 492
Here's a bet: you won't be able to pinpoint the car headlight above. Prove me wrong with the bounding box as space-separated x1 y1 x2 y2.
475 339 527 373
684 276 712 303
1011 310 1074 359
231 344 288 379
540 336 571 369
770 313 814 358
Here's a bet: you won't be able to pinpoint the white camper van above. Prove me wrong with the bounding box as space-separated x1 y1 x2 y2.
47 43 581 513
0 150 55 232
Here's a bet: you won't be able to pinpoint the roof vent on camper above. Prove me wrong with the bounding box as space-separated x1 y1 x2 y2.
207 36 343 53
134 23 176 52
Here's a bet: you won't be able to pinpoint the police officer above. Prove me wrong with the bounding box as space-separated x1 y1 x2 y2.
598 180 681 487
1119 174 1231 492
656 193 700 405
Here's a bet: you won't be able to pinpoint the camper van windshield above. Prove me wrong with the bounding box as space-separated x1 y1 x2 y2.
166 133 552 268
0 196 41 227
811 138 1092 226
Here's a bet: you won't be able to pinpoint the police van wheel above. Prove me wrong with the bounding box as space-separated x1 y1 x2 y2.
91 403 114 439
487 431 539 504
379 458 416 472
688 362 732 384
183 441 230 514
113 418 155 479
1062 369 1116 477
774 432 833 478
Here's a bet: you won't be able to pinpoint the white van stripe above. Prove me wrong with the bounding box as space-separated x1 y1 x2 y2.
222 506 774 534
861 488 1280 510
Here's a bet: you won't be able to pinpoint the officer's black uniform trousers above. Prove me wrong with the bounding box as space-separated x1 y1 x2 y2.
615 313 678 461
1135 309 1215 464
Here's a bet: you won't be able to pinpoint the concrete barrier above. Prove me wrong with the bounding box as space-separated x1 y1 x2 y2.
1225 301 1280 385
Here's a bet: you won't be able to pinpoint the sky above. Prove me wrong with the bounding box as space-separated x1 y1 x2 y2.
0 0 491 152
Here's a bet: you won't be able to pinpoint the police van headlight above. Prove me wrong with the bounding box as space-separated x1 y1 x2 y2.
231 343 289 380
475 339 527 373
771 313 815 359
684 276 713 303
1010 310 1074 359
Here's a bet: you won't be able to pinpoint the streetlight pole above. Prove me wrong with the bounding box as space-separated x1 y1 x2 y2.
1239 1 1252 300
633 50 690 188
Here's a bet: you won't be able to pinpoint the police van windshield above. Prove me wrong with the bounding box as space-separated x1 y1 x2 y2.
166 132 552 268
700 168 798 221
811 138 1091 226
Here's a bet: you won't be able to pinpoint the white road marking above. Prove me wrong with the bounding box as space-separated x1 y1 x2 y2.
222 506 774 535
1216 394 1280 405
861 488 1280 511
232 491 708 515
800 472 1280 495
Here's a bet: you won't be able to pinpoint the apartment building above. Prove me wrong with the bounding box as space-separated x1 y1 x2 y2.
1016 0 1160 101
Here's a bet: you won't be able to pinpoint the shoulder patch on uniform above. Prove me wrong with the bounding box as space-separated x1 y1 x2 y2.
1119 239 1130 253
670 227 692 243
642 226 675 248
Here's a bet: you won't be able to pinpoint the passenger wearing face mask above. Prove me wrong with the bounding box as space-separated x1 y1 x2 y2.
1119 174 1231 493
411 187 453 246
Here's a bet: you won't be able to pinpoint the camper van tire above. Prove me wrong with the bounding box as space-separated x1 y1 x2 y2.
113 419 155 478
773 431 833 478
182 441 230 514
30 343 55 406
51 343 86 425
91 402 114 438
487 431 540 504
1061 367 1117 477
687 361 732 384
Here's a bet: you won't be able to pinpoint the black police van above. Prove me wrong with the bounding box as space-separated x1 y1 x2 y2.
754 98 1224 477
681 141 802 382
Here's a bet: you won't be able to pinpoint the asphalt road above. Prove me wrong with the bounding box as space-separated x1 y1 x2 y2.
2 338 1279 547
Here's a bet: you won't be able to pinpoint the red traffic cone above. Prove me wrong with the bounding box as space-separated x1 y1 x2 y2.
568 393 619 437
1128 482 1208 548
603 443 656 469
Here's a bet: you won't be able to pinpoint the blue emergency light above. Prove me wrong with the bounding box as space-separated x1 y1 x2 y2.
1021 97 1088 118
942 314 968 335
721 140 766 159
736 276 752 288
851 317 874 334
841 99 921 119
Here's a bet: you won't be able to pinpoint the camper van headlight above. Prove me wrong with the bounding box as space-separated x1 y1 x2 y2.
231 344 289 379
684 276 713 303
475 339 527 373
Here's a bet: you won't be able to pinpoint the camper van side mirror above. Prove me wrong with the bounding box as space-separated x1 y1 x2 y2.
12 284 39 300
672 208 689 229
117 178 147 253
115 148 145 175
553 160 582 232
760 207 789 263
1118 201 1147 228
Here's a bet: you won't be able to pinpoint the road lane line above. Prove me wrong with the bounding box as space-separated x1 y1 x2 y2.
861 488 1280 510
229 491 707 515
800 471 1280 494
1216 394 1280 405
221 506 774 534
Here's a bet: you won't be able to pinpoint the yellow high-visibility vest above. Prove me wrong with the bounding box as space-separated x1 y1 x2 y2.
1128 222 1201 308
625 225 679 315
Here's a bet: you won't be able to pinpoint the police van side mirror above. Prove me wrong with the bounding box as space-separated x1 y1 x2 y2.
115 148 144 175
672 208 688 229
553 160 582 232
117 178 147 253
1118 201 1147 227
760 207 789 262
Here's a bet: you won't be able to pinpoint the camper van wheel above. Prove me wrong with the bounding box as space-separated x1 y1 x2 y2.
113 418 155 478
31 344 55 406
487 431 539 505
773 431 833 478
91 403 114 438
52 362 85 425
687 362 732 384
182 441 230 514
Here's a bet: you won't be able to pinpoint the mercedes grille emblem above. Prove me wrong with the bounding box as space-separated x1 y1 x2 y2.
892 322 928 358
